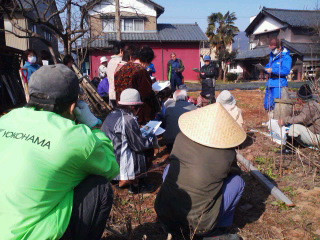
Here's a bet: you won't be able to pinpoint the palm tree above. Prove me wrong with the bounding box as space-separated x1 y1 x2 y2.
206 11 239 81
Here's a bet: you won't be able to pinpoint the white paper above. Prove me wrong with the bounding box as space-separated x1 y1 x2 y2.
141 120 162 137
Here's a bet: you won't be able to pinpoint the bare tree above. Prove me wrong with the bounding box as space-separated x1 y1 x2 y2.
0 0 106 61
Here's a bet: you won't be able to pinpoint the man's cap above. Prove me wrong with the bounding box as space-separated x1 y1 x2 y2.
203 55 211 61
100 56 108 63
118 88 143 105
29 64 79 105
297 84 313 100
178 103 246 149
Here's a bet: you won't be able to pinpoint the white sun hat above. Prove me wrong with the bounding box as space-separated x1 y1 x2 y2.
216 90 237 110
118 88 143 105
100 56 108 63
152 81 170 92
178 103 246 148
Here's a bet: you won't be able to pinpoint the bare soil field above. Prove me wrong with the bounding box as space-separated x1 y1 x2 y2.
103 90 320 240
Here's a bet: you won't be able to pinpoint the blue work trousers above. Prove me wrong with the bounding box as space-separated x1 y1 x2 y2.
216 175 246 227
264 86 283 111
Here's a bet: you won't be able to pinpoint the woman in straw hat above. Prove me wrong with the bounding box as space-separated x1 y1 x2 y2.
216 90 244 128
155 103 246 240
101 88 156 194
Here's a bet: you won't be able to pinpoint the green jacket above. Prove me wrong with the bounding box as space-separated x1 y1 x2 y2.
0 107 119 240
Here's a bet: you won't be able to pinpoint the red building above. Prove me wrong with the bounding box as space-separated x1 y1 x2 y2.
85 1 207 81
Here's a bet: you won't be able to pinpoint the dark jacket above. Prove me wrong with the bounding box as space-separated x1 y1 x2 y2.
163 100 197 145
200 63 218 98
155 132 241 235
167 59 185 81
200 63 218 80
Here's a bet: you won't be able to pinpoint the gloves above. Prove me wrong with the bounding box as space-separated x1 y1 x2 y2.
74 100 100 128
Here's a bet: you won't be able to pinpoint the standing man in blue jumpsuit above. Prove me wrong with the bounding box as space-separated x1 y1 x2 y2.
264 39 292 112
167 53 185 91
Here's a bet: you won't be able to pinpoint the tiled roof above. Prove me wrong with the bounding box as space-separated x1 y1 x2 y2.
265 8 320 28
282 40 320 56
86 24 208 48
246 7 320 35
235 46 270 60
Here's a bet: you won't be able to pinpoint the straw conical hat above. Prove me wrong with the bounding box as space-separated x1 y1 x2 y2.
178 103 246 148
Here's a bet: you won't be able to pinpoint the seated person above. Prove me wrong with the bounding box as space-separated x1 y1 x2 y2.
155 103 246 240
279 84 320 148
0 64 119 240
216 90 244 128
163 89 197 151
178 84 197 105
101 88 156 194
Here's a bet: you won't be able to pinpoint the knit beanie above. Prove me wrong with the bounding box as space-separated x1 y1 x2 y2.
297 84 313 100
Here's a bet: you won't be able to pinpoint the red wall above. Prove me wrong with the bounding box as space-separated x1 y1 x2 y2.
90 42 201 81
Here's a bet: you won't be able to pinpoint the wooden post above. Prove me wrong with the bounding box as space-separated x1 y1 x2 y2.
115 0 121 41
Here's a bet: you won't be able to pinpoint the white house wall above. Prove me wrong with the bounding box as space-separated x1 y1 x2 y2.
89 0 157 17
253 16 284 35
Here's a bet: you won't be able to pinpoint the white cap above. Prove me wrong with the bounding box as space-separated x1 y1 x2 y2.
216 90 236 108
100 56 108 63
118 88 143 105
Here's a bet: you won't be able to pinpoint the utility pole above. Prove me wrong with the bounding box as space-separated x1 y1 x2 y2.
115 0 121 41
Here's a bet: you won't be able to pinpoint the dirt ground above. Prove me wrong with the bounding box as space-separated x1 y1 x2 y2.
103 90 320 240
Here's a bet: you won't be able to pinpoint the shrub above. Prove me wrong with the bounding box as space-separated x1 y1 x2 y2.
226 73 238 81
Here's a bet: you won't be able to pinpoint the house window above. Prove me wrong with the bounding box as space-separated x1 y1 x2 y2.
32 24 37 33
102 18 144 32
102 19 115 32
122 19 144 32
44 31 52 41
4 19 13 32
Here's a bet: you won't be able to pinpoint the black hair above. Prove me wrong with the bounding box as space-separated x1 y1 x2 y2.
122 45 138 62
113 41 126 55
24 49 37 60
157 87 172 102
138 46 154 64
63 54 74 66
26 101 74 115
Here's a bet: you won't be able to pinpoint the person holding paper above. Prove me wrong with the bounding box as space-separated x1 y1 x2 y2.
264 38 292 112
101 88 156 194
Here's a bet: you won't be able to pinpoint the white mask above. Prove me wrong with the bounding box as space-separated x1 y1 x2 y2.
28 56 37 64
272 49 279 55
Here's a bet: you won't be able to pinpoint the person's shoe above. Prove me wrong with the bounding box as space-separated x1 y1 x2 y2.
203 233 240 240
128 183 156 194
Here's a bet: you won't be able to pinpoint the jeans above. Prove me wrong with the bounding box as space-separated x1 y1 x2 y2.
60 175 114 240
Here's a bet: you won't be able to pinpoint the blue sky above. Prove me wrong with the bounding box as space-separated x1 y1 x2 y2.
156 0 319 32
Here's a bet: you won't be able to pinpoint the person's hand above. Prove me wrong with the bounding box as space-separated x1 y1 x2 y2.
201 72 205 75
74 100 101 128
278 119 285 126
266 68 272 73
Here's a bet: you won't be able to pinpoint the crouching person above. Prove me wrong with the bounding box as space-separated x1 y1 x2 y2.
0 64 119 240
279 84 320 149
101 88 156 194
155 103 246 240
